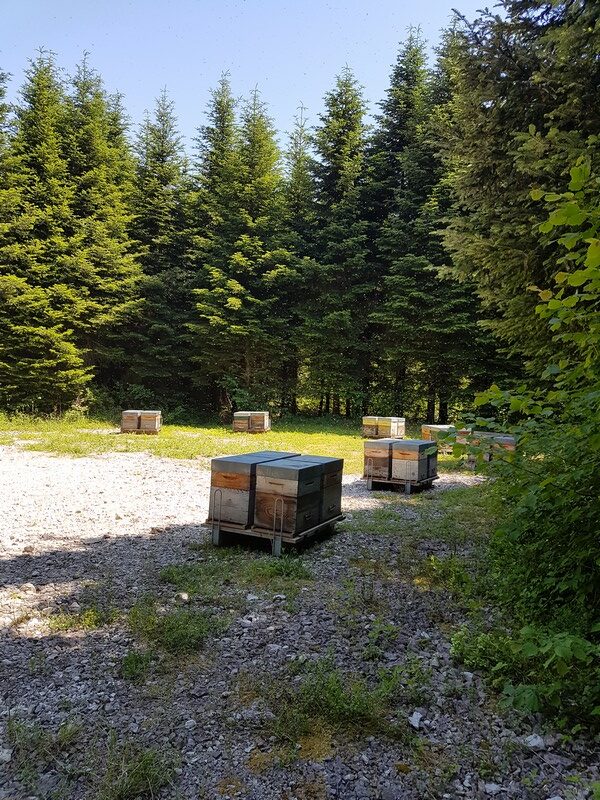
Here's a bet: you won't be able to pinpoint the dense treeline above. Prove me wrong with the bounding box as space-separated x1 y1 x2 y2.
0 31 503 421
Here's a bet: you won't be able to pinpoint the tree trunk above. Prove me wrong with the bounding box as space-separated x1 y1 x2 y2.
332 394 341 415
345 398 351 417
426 384 436 424
393 366 406 417
325 392 331 414
438 392 448 424
318 394 324 416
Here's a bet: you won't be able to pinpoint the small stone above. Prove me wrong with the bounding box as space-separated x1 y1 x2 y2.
484 784 503 796
246 593 259 601
22 546 34 555
273 594 286 600
408 711 422 730
176 592 190 604
19 583 37 593
545 796 563 800
0 747 12 763
184 719 197 730
523 733 546 751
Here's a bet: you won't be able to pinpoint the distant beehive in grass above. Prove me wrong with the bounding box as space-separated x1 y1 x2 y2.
457 430 516 462
121 410 161 435
209 451 299 527
362 416 405 439
233 411 271 433
363 438 396 480
421 424 456 453
391 440 438 483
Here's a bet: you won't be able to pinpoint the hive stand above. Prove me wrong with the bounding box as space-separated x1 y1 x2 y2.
364 439 438 495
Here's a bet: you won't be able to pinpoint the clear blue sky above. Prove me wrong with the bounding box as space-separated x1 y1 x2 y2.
2 0 486 149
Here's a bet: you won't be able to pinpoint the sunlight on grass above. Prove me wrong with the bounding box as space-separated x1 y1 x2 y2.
0 413 471 475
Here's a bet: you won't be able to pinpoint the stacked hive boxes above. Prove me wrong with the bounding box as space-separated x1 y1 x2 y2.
391 440 438 483
457 430 516 462
209 451 299 527
121 410 162 434
233 411 271 433
364 439 438 485
421 424 456 453
362 416 405 439
209 451 344 538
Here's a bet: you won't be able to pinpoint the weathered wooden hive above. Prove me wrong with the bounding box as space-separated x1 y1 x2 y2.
121 409 161 434
254 458 323 536
391 439 438 483
421 424 456 441
362 416 405 439
233 411 271 433
209 451 299 527
295 455 344 523
363 438 396 480
457 429 516 462
121 410 141 433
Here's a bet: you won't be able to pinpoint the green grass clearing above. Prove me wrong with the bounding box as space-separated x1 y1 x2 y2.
128 597 228 653
0 412 471 475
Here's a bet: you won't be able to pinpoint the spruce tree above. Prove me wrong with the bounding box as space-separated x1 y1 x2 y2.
309 67 369 415
63 57 140 379
129 89 194 402
441 0 600 374
192 82 294 410
0 54 89 410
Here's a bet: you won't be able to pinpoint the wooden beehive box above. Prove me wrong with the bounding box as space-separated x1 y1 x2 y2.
295 455 344 522
363 438 395 480
209 450 299 527
391 440 438 482
233 411 271 433
121 410 141 433
421 424 455 441
254 459 322 535
139 410 161 434
362 416 405 438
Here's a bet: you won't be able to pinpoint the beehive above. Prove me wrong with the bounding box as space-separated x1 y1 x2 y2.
391 440 438 483
421 424 455 441
363 438 396 480
209 451 299 527
139 410 161 434
121 410 141 433
362 416 405 439
295 455 344 522
254 459 322 535
233 411 271 433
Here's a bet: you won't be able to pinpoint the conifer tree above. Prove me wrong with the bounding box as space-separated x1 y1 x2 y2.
63 57 140 378
308 67 369 415
0 54 89 410
129 89 194 401
192 82 294 409
441 0 600 373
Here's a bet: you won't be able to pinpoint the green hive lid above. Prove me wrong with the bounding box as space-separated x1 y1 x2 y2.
392 439 436 453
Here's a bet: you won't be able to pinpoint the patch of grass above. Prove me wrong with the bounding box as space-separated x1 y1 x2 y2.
412 554 473 596
363 619 399 661
96 733 174 800
7 717 81 790
160 550 312 603
48 604 119 632
128 597 227 653
120 650 155 683
267 659 410 750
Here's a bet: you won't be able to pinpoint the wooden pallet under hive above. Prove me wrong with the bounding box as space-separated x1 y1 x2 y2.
363 438 396 480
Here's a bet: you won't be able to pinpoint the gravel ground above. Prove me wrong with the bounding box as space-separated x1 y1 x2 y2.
0 447 598 800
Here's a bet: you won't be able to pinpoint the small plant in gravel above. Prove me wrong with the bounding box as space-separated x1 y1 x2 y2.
7 717 81 789
363 619 399 661
96 732 174 800
128 597 227 653
268 659 410 749
120 650 155 682
48 604 119 632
